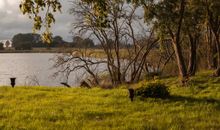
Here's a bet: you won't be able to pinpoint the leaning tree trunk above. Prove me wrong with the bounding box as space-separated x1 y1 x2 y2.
172 39 188 83
171 0 188 84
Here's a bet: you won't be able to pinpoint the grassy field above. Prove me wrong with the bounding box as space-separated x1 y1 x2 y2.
0 71 220 130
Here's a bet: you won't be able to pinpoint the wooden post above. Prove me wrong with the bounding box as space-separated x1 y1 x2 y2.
10 78 16 88
128 88 134 102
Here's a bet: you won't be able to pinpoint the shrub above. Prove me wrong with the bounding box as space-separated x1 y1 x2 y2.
135 82 170 99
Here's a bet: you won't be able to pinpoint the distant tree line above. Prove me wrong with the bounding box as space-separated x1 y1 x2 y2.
11 33 96 50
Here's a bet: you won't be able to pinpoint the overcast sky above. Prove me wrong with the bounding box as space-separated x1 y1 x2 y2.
0 0 74 42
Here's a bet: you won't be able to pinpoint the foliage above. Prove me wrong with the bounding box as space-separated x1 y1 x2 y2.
19 0 61 43
135 82 170 99
50 36 67 47
12 33 39 50
12 33 68 48
71 36 95 48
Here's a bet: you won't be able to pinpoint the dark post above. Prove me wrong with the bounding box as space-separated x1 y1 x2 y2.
10 78 16 88
128 88 134 102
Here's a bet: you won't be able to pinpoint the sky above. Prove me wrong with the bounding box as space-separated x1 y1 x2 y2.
0 0 74 42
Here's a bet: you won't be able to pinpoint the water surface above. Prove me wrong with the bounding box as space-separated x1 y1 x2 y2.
0 53 82 86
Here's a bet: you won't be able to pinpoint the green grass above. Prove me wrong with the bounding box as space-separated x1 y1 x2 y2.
0 72 220 130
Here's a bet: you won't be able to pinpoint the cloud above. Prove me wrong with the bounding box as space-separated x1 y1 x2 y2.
0 1 5 9
0 0 74 42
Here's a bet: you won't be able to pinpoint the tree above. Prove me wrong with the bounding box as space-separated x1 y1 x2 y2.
72 36 95 48
12 33 34 50
135 0 188 83
65 0 158 85
0 42 4 50
182 0 205 76
31 34 47 48
12 33 47 49
81 38 95 48
5 40 10 48
202 0 220 76
53 36 63 43
128 0 210 82
72 36 83 47
51 36 66 47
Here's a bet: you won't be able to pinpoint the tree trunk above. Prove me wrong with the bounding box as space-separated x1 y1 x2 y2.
187 34 197 76
171 0 188 84
207 27 217 69
213 34 220 76
211 43 218 69
205 2 220 75
208 41 218 69
172 39 188 80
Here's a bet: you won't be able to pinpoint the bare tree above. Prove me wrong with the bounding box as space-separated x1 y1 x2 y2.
51 0 159 87
52 49 107 86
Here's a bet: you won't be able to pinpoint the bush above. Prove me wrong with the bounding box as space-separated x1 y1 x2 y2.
135 83 170 99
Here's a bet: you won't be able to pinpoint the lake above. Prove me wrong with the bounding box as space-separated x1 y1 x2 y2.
0 53 84 87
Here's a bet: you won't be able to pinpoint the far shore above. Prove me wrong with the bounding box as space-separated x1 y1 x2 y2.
0 48 109 58
0 47 80 53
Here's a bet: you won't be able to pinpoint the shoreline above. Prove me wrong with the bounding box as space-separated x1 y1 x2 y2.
0 48 105 54
0 48 75 53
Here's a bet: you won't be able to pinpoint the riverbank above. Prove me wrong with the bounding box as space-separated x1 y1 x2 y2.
0 71 220 129
0 48 128 58
0 48 75 53
0 48 109 58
